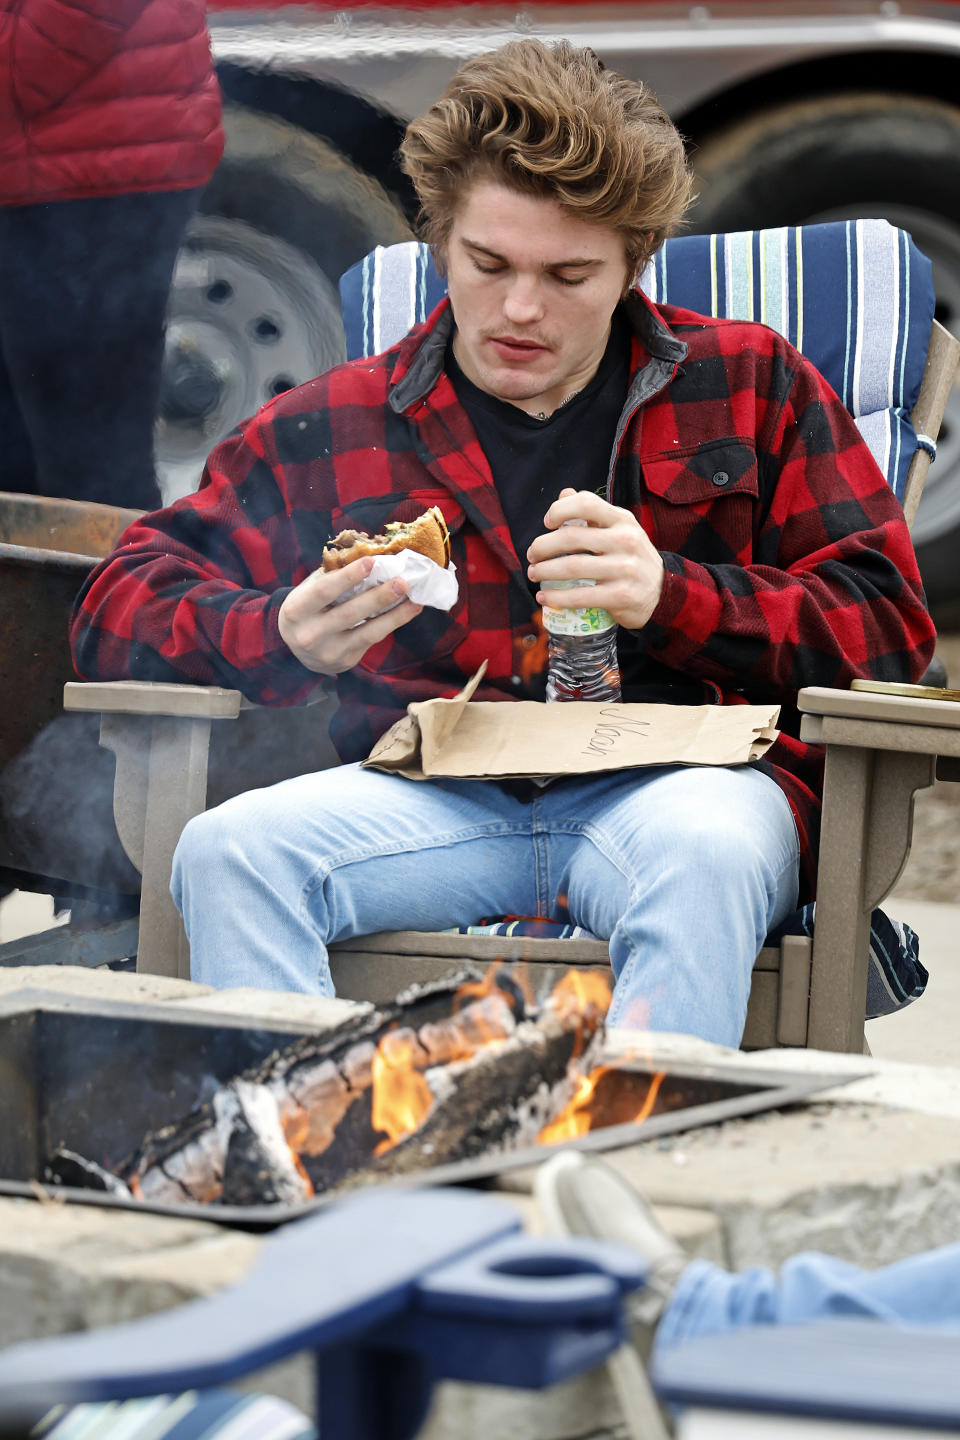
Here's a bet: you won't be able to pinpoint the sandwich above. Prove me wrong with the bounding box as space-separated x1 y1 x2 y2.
321 505 450 571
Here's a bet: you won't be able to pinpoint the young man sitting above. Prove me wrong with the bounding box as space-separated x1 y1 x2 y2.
70 40 935 1045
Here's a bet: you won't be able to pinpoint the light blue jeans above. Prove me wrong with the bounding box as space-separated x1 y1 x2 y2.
656 1245 960 1353
172 761 800 1045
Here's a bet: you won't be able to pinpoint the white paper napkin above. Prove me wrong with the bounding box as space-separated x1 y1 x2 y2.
337 552 459 612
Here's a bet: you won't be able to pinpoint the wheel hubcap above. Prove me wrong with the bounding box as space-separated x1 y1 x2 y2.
157 215 346 503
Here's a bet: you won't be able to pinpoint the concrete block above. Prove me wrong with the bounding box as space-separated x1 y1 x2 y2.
596 1103 960 1269
0 965 213 1005
168 987 366 1028
0 1198 254 1345
0 966 369 1038
0 1197 316 1417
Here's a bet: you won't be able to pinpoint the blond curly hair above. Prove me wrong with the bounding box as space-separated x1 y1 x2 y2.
400 39 694 283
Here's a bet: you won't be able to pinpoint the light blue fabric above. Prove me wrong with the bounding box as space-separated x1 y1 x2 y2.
657 1245 960 1356
339 220 935 503
175 762 799 1045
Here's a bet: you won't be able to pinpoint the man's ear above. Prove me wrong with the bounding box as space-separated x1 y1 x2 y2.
627 233 658 294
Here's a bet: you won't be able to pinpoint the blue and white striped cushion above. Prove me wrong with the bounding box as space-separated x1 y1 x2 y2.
31 1391 317 1440
339 220 935 501
353 241 443 362
767 901 926 1019
639 221 934 504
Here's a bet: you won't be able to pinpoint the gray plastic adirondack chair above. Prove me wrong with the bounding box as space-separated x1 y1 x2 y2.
63 223 960 1053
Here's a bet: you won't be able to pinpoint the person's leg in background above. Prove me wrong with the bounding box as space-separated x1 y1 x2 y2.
0 188 200 510
0 329 37 492
541 763 800 1046
538 1153 960 1364
658 1242 960 1353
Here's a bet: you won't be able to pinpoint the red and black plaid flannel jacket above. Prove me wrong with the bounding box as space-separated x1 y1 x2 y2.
71 289 937 901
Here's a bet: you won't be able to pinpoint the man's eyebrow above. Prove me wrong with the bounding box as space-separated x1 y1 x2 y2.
461 239 604 269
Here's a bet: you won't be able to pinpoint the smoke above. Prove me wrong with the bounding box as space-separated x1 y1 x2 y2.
0 713 140 901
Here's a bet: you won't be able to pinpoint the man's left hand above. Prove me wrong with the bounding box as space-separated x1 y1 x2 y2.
526 488 665 631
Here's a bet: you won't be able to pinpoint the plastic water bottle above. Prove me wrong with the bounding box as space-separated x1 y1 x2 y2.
541 522 621 703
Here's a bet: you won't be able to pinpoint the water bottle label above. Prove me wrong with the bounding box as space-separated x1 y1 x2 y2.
541 602 617 637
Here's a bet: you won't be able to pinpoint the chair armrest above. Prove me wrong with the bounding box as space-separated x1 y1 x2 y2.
64 680 244 720
653 1319 960 1431
798 685 960 757
797 685 947 1049
62 682 241 977
0 1189 644 1438
799 684 960 727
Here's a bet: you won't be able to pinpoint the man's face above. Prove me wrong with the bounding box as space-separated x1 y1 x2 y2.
444 180 632 417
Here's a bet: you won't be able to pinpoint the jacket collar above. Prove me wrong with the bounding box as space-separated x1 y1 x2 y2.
387 286 688 415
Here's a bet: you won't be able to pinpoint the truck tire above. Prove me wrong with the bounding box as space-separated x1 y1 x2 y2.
689 92 960 624
157 106 412 502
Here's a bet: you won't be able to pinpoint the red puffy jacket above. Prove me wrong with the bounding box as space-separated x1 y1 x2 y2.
0 0 224 206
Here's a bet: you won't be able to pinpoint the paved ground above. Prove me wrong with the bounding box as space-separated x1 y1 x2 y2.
865 895 959 1065
896 631 960 903
862 631 960 1065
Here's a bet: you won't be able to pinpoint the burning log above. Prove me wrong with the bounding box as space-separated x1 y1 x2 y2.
217 1081 313 1208
363 1009 601 1180
43 966 615 1210
41 1148 132 1198
44 969 527 1206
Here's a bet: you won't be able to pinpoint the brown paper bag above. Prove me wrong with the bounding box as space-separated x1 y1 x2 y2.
364 663 780 781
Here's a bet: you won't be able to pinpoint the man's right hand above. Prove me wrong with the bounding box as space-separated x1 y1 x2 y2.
278 557 423 674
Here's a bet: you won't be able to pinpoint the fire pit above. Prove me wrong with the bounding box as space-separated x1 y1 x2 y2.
0 979 850 1230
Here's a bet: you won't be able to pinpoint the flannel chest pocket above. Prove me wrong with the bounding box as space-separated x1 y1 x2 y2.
641 439 759 563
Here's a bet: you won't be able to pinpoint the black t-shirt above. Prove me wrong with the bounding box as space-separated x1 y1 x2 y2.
447 314 713 705
447 313 631 589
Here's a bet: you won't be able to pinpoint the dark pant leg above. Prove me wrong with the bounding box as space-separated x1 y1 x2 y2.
0 332 37 492
0 188 201 509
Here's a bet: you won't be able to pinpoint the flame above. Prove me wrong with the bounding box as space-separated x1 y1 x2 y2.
537 1066 665 1146
453 961 504 1010
616 995 653 1033
282 1107 310 1152
551 968 612 1018
371 1028 434 1156
284 963 642 1175
549 967 612 1059
516 620 550 684
537 1068 610 1145
290 1148 315 1196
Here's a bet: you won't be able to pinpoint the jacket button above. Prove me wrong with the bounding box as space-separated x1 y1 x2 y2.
712 470 731 487
521 633 538 649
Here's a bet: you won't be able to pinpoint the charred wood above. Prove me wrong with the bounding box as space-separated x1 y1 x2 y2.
345 1011 605 1189
42 969 529 1207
